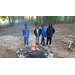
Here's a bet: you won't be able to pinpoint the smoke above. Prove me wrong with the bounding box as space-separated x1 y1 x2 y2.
12 16 36 25
0 16 36 26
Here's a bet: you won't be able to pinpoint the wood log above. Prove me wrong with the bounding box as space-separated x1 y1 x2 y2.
68 41 73 49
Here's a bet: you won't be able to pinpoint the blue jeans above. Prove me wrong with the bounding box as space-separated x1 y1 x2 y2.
24 37 29 45
41 36 45 44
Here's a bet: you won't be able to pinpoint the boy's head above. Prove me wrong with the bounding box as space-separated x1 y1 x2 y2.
25 24 28 28
41 25 44 29
49 23 52 27
36 25 39 29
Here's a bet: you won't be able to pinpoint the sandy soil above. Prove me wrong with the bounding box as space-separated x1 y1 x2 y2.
0 24 75 58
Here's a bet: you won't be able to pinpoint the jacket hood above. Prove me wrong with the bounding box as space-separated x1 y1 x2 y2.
49 23 52 27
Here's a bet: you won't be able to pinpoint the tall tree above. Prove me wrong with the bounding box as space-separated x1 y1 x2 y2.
8 16 11 26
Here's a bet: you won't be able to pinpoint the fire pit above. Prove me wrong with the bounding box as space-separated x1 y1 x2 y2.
16 45 54 58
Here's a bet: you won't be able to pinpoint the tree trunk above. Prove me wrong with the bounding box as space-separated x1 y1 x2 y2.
13 19 15 25
8 16 11 26
36 16 38 20
22 16 25 25
31 16 33 25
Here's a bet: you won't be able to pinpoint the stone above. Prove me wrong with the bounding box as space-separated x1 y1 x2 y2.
47 53 54 58
16 50 20 54
44 54 48 56
73 39 75 42
19 55 25 58
24 51 27 54
17 54 19 57
74 36 75 38
47 49 50 53
20 48 23 51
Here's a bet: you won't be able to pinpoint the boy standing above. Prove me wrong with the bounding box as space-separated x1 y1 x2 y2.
46 23 55 47
34 25 41 45
22 24 30 46
41 25 46 46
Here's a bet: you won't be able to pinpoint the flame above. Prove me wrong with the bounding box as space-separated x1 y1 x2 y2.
31 44 40 51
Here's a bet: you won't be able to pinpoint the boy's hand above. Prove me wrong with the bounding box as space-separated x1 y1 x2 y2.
24 36 25 37
47 35 49 37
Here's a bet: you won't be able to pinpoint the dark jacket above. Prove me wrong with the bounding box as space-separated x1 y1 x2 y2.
34 28 41 37
46 23 55 37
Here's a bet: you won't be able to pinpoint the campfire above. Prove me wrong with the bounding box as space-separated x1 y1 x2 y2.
31 44 40 51
29 44 42 53
16 44 55 58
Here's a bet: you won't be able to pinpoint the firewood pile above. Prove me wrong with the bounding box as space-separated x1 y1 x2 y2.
16 45 55 58
68 39 75 51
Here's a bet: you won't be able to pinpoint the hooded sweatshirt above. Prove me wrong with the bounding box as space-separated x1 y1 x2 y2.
41 28 46 37
46 23 55 37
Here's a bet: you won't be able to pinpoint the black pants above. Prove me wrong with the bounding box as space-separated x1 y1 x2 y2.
46 37 52 45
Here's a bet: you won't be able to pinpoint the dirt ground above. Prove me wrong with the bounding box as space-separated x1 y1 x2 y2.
0 24 75 58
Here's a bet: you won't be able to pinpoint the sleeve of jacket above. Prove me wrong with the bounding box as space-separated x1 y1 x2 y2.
44 29 46 37
22 29 24 36
53 27 55 34
34 29 36 35
40 29 41 35
46 28 48 37
28 29 30 36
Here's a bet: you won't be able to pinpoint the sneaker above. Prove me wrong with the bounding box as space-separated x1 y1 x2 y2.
28 44 29 46
40 44 42 46
49 45 51 47
25 44 26 46
46 45 48 47
43 44 45 46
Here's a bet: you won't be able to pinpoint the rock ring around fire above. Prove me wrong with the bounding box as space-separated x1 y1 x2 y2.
16 45 55 58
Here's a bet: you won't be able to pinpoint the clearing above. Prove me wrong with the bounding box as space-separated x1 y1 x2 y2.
0 24 75 58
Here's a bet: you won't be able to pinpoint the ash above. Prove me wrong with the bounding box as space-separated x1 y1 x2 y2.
27 53 45 58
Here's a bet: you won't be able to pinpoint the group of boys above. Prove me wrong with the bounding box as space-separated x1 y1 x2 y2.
22 23 55 47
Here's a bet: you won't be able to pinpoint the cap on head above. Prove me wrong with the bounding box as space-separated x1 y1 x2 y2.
25 24 28 28
25 24 27 26
41 25 44 27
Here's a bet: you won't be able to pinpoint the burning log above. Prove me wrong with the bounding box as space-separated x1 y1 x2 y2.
28 45 42 54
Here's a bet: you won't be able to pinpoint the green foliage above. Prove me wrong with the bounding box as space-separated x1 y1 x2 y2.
33 20 39 26
36 16 75 24
1 16 7 21
1 16 75 27
36 16 62 25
